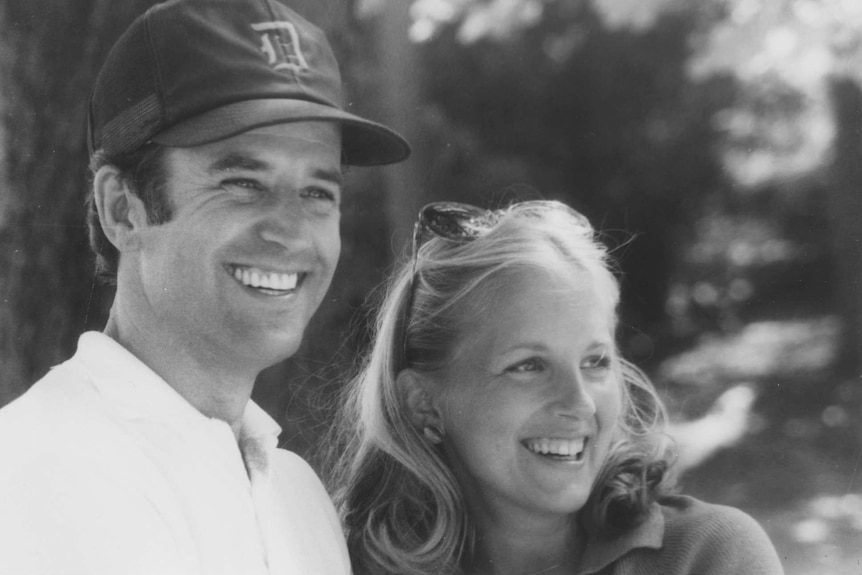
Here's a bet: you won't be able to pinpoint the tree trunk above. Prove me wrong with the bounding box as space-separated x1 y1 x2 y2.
827 76 862 371
375 0 426 251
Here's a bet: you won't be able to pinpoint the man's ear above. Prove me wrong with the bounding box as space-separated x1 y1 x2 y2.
397 369 443 434
92 165 148 252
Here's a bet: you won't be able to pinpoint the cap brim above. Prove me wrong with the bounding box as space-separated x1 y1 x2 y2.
152 99 411 166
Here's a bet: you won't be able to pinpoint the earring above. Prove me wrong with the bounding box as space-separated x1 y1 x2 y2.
423 425 443 444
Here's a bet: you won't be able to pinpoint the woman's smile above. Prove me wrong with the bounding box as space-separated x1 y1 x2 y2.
522 437 588 462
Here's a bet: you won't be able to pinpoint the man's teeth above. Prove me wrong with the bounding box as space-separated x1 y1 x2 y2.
233 267 298 291
525 438 586 457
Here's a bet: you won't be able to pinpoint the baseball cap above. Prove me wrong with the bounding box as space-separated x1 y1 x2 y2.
87 0 411 166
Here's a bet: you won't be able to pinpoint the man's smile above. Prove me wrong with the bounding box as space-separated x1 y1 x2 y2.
227 264 304 296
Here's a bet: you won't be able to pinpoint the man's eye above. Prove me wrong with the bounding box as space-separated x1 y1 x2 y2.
302 187 337 202
223 179 263 192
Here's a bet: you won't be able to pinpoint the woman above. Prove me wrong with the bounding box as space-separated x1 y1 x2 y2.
326 200 783 575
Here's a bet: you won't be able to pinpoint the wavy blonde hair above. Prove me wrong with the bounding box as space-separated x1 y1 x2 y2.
325 201 675 575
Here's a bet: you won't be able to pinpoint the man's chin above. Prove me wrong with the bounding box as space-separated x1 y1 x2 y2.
251 331 305 367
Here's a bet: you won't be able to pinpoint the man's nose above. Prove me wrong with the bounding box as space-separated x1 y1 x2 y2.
255 193 313 249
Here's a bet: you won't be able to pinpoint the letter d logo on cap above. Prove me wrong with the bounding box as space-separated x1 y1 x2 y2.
251 21 309 72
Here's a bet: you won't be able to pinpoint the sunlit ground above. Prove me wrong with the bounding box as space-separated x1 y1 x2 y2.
772 493 862 575
659 315 862 575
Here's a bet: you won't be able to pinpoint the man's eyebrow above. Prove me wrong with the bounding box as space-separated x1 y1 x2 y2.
312 166 345 186
207 153 344 185
208 152 271 173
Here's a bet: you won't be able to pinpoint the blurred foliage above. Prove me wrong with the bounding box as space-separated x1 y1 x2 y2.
397 0 861 357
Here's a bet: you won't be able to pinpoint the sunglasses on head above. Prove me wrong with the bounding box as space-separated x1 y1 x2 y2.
399 202 494 368
409 202 499 276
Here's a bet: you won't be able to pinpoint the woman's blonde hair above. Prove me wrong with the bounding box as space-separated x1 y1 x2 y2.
325 200 675 575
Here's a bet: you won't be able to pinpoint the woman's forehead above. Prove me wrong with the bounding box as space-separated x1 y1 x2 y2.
450 270 616 355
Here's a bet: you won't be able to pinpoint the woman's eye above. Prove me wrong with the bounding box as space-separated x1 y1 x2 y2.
583 352 611 371
507 358 544 374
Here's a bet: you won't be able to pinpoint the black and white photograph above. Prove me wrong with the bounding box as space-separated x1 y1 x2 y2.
0 0 859 573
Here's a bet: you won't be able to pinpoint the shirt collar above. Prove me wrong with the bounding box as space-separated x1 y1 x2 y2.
238 400 282 475
72 331 281 447
578 502 664 575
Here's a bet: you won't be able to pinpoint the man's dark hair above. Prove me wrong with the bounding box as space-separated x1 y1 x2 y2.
87 144 173 284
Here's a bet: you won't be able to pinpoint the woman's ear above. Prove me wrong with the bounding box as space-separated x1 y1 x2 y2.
92 165 148 252
397 369 444 439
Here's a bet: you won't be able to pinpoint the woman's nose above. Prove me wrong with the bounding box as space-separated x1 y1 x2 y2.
550 368 597 418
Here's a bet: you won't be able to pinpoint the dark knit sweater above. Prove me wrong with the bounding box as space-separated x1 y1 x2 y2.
578 495 784 575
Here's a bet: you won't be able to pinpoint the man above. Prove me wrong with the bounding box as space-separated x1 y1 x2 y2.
0 0 409 573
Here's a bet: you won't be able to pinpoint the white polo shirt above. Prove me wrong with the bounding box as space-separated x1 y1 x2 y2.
0 332 350 575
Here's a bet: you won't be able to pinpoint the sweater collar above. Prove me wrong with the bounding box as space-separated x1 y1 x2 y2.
578 502 664 574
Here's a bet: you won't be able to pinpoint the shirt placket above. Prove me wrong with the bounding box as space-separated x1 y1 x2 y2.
241 433 296 574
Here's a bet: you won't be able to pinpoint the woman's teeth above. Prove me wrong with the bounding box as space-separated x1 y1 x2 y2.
524 438 586 459
233 267 298 292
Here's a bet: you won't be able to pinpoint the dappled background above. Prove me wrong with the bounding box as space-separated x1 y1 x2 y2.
1 0 861 572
